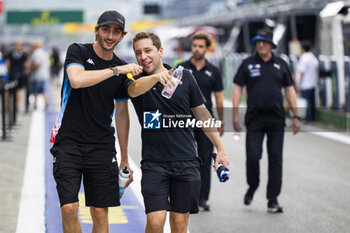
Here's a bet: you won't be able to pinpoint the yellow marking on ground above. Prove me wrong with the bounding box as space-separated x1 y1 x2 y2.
78 193 139 224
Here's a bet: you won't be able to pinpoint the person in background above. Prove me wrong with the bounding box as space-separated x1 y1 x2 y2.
128 31 229 233
5 41 29 111
0 48 8 88
22 43 33 113
31 41 50 110
177 31 224 211
50 47 63 87
232 28 300 213
297 40 319 122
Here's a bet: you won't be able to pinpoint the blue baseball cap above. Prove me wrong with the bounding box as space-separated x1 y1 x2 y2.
251 29 277 49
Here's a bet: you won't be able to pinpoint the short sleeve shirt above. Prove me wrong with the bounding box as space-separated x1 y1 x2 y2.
129 64 206 162
177 59 223 114
297 52 319 90
55 43 129 150
233 53 293 125
31 48 50 81
6 49 28 78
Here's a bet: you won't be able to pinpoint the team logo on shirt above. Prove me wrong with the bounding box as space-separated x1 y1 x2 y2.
143 110 162 129
205 70 212 77
274 63 280 70
86 58 95 65
248 64 261 77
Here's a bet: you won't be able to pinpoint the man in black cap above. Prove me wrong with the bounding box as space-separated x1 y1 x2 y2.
232 28 300 213
49 10 147 232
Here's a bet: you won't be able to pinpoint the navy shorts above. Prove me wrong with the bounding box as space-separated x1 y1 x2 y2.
141 159 201 214
32 80 46 94
50 143 120 207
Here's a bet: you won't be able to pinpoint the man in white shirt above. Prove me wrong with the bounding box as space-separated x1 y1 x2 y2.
31 41 50 110
298 40 319 122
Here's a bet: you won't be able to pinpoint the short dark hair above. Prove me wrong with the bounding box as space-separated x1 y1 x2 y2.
132 32 162 50
192 31 211 47
301 40 312 52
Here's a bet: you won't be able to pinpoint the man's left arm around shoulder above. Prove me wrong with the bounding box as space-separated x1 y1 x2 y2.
114 100 133 187
191 104 229 170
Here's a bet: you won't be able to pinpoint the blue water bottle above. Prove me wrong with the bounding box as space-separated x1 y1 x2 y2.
212 152 229 182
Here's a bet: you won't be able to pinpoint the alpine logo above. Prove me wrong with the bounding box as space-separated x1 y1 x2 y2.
87 58 95 65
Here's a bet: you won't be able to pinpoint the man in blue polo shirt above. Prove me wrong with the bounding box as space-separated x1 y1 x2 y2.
232 28 300 213
128 31 229 233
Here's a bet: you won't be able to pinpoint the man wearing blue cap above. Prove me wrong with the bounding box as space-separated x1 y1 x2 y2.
232 28 300 213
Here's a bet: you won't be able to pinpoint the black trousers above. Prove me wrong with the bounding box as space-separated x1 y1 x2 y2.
194 129 214 202
301 88 315 121
245 123 285 201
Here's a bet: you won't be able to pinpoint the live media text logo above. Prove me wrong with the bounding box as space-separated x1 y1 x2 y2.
143 109 222 130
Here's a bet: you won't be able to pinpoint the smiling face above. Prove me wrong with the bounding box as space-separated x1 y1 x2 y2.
95 23 124 52
133 38 163 75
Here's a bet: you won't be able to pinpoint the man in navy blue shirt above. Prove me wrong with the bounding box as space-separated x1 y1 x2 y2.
128 31 229 233
177 31 224 211
5 41 28 111
232 29 300 213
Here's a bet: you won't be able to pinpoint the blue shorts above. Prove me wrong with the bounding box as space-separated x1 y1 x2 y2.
141 159 201 214
32 80 46 94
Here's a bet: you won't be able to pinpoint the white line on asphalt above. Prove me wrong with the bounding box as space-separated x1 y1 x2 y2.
309 131 350 145
223 99 350 145
16 109 45 233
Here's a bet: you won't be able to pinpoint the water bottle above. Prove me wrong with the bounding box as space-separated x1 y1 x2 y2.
212 152 230 182
119 166 130 199
161 66 184 99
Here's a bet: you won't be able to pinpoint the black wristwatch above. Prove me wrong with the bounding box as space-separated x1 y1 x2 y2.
110 65 119 76
293 115 301 120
